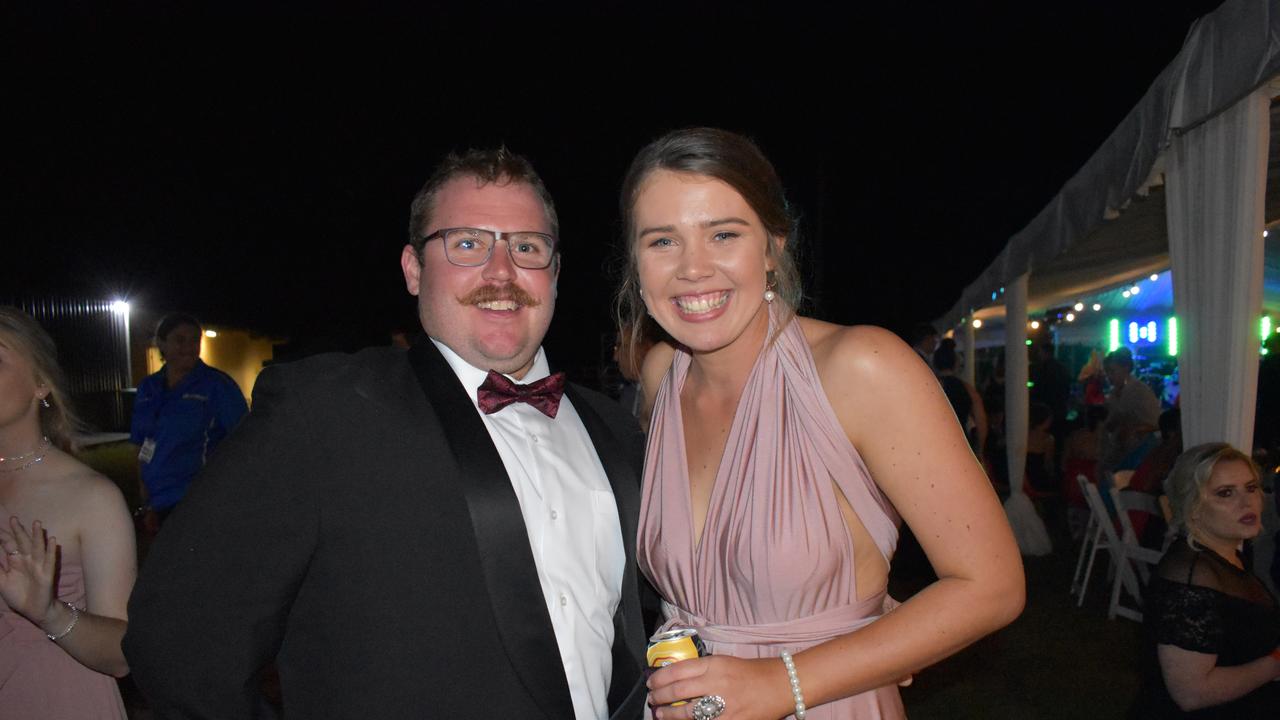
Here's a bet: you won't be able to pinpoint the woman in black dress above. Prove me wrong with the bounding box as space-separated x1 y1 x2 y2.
1133 442 1280 717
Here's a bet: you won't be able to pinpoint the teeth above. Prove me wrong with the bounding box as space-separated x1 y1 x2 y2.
477 300 518 311
675 292 728 314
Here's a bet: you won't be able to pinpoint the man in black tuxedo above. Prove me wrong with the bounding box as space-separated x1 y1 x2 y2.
124 148 648 719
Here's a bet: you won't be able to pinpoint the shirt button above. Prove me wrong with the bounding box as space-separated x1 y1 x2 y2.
531 434 540 443
559 594 568 607
550 509 558 520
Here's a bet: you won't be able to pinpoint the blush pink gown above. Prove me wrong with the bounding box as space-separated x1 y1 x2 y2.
638 313 906 719
0 556 127 718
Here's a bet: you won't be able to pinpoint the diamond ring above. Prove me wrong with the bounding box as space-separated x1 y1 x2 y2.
691 694 726 720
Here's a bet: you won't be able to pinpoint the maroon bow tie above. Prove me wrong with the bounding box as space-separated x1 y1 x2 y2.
477 370 566 418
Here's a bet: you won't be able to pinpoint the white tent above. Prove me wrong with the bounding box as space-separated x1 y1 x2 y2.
938 0 1280 558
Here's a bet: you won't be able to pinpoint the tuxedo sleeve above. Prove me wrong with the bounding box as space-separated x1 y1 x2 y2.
124 364 323 719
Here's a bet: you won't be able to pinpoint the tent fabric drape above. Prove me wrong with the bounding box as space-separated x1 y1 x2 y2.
962 318 976 386
1167 88 1271 450
1002 274 1052 556
937 0 1280 332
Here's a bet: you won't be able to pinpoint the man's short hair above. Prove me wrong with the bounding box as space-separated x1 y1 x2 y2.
908 322 938 348
407 147 559 259
1104 346 1134 371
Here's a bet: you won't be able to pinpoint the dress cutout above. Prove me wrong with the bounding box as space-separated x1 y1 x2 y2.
637 311 906 719
0 521 127 719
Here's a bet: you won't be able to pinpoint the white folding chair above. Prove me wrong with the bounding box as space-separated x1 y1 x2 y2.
1071 475 1113 606
1106 487 1166 622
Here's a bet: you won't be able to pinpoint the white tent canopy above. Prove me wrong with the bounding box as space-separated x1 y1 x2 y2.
938 0 1280 557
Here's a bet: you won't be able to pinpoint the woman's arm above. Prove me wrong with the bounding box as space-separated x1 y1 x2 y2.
0 475 137 678
965 379 988 456
61 475 137 676
788 325 1024 703
1159 643 1280 710
648 326 1023 718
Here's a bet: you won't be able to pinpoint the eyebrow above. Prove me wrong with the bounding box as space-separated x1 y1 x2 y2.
637 224 676 237
702 217 751 228
637 217 752 237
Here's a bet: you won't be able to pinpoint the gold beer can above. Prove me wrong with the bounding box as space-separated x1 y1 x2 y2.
647 627 707 668
646 627 709 706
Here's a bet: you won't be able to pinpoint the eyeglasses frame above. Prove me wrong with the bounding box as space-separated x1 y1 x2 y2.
420 227 559 270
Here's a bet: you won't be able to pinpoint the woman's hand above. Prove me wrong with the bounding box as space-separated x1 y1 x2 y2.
0 516 60 629
648 655 794 720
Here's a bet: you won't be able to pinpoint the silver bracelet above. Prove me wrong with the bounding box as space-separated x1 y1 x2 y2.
780 650 807 719
46 601 81 641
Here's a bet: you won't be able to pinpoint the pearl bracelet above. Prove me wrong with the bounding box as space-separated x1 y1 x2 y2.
780 650 806 719
46 601 81 642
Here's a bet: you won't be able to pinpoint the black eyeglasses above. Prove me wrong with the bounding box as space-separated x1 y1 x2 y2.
421 227 558 269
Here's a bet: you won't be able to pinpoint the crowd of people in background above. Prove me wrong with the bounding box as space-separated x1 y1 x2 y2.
908 321 1280 716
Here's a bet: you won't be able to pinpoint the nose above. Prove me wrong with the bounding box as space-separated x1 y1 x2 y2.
482 238 517 282
675 241 713 282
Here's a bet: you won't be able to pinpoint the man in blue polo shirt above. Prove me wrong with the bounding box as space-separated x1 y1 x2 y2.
130 313 248 528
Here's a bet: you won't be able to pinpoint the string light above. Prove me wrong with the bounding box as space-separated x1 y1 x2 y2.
1092 303 1102 311
1030 320 1041 329
972 319 983 329
1130 285 1141 295
1073 302 1084 312
1150 274 1159 282
204 330 218 338
1122 290 1132 298
1066 312 1076 322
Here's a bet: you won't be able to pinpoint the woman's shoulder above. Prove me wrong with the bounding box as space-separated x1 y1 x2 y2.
798 318 929 387
638 340 677 425
40 451 127 510
640 340 677 388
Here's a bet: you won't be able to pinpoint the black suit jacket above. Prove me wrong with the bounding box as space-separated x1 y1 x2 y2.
124 342 648 719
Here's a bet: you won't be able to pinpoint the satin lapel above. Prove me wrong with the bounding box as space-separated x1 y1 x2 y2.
565 384 647 669
408 341 574 720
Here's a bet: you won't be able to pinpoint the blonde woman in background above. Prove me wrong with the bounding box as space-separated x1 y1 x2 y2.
0 307 135 719
1133 442 1279 717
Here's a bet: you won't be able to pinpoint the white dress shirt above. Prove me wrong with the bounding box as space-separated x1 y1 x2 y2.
432 339 625 720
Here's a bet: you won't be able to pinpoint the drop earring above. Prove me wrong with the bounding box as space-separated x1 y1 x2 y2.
764 272 777 304
41 397 51 408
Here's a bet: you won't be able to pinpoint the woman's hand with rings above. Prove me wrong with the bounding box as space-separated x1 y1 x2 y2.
0 516 60 629
647 655 795 720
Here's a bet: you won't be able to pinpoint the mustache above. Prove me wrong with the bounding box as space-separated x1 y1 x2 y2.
457 284 541 307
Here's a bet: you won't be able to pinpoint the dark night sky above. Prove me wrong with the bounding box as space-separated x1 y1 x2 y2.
5 1 1226 379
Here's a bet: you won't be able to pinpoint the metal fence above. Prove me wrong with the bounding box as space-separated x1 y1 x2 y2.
9 297 133 432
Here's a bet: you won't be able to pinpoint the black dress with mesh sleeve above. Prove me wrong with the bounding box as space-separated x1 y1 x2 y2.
1131 537 1280 718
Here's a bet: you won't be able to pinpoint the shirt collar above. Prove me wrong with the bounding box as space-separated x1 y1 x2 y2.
429 338 551 411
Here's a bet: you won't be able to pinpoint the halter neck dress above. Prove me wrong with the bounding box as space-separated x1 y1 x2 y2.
637 312 906 719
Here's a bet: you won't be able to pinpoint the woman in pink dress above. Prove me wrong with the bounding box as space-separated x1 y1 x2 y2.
0 307 135 719
618 129 1024 719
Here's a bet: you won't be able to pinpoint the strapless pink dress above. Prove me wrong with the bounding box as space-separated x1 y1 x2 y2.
0 523 126 719
638 312 906 718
